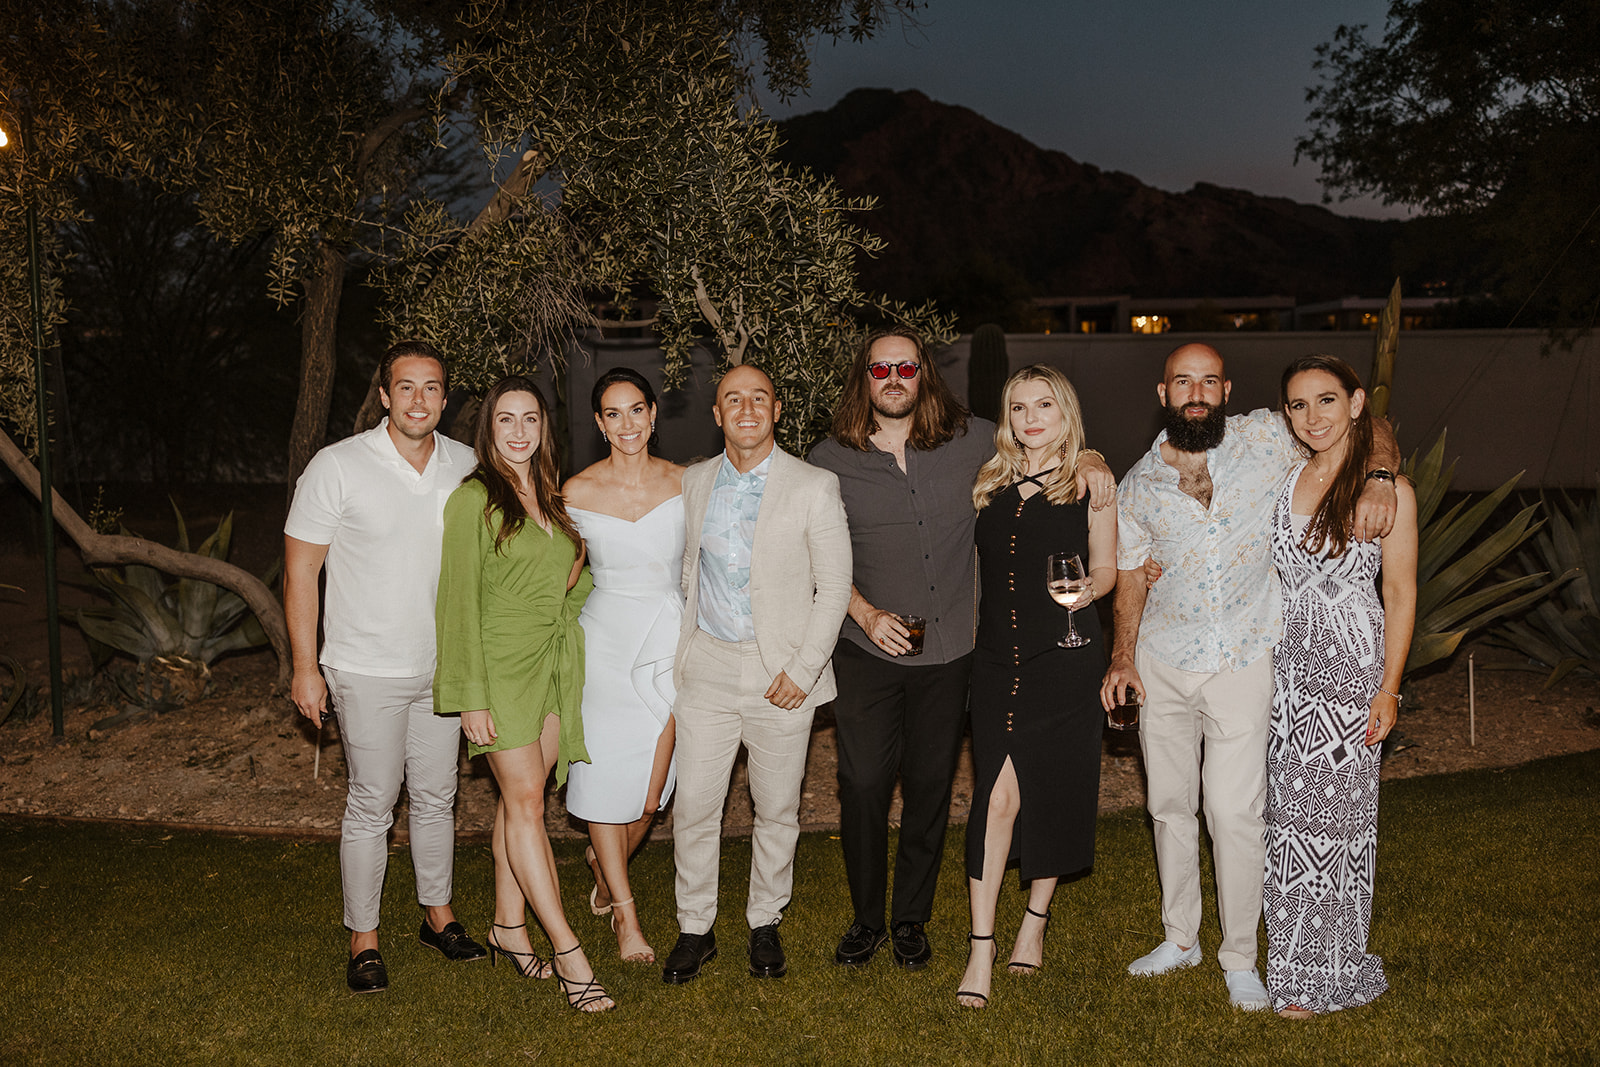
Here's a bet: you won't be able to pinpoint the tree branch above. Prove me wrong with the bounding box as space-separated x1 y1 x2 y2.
592 316 659 329
467 148 549 234
0 429 292 696
356 105 432 177
690 263 747 364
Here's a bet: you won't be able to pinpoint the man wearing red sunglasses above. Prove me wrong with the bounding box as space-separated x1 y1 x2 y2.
810 327 1114 972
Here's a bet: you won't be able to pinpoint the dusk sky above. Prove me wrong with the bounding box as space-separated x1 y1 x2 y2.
764 0 1407 219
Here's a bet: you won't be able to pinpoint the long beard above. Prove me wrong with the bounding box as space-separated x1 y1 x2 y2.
1164 401 1227 452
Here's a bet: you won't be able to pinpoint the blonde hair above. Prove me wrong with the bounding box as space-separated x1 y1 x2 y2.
973 364 1085 510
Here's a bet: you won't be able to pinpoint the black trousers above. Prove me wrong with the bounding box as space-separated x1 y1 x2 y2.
832 639 973 931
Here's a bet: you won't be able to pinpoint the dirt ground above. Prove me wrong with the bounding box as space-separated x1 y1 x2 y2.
4 532 1598 841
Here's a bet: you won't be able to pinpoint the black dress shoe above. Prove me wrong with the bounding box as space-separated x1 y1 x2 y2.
834 922 888 967
419 919 488 961
347 948 389 993
748 922 787 978
891 921 932 970
661 930 718 984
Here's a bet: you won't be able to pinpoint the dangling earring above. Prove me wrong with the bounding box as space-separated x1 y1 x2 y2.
601 431 609 443
1013 434 1023 449
1059 442 1069 460
651 420 657 434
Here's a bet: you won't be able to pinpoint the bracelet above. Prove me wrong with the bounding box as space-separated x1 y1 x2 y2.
1365 467 1396 482
1376 685 1403 704
1079 448 1107 464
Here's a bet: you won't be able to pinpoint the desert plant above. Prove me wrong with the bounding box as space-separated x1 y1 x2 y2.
1488 491 1599 685
1401 432 1561 676
71 502 277 706
967 323 1008 423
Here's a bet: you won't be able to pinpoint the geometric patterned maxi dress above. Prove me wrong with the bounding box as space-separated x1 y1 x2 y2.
1264 462 1389 1013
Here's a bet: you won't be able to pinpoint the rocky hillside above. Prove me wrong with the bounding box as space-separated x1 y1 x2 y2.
775 89 1403 315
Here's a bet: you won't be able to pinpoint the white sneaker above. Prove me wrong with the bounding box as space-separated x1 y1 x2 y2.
1127 940 1202 976
1225 968 1270 1011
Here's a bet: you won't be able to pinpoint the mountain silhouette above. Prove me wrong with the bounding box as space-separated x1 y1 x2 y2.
775 89 1403 324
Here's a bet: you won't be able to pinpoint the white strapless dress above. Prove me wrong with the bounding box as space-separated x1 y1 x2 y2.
565 496 684 823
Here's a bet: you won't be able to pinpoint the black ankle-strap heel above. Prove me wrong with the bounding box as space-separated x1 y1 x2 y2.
485 922 551 980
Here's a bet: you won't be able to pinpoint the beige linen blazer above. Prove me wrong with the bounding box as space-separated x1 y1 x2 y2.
675 446 852 709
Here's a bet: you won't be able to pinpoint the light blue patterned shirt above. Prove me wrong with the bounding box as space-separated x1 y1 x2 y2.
1117 408 1301 673
696 451 771 642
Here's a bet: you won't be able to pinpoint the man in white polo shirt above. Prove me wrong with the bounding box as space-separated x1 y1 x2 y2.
284 340 484 993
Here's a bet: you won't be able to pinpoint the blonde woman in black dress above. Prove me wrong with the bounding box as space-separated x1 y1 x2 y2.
956 364 1117 1008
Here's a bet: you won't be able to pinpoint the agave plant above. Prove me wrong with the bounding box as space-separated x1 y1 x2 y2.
1489 491 1599 685
72 502 277 706
1401 433 1561 676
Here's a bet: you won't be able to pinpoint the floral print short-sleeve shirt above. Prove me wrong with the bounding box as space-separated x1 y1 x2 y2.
1117 408 1299 673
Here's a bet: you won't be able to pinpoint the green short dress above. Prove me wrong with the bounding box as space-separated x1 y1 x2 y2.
434 477 592 784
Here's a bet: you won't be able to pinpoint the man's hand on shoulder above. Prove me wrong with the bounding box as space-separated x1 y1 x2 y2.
1075 451 1117 511
1354 477 1398 542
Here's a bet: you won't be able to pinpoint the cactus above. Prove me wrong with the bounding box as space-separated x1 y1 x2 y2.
967 323 1008 424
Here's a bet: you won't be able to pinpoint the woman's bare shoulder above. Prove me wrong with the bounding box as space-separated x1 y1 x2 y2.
656 458 687 489
562 462 611 508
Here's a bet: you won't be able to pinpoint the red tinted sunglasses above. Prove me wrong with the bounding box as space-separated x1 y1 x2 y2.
868 361 921 380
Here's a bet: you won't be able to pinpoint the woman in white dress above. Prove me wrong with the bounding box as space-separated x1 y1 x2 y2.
563 367 684 963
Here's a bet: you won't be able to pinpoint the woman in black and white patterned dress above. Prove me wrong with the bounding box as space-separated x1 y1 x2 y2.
1265 355 1417 1020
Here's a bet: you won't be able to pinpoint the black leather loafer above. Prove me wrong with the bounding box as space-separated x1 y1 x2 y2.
834 922 888 967
661 930 718 984
419 919 487 961
347 948 389 993
891 921 932 970
748 922 787 978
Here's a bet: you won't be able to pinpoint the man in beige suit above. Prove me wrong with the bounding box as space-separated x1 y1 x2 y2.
660 364 852 985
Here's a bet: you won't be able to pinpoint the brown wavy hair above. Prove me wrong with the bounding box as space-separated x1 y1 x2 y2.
831 326 970 451
467 376 581 554
1279 354 1374 558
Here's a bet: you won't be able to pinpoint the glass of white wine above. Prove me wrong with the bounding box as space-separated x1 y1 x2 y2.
1046 552 1093 649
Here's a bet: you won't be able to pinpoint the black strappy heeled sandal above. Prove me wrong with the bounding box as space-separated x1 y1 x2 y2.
957 933 996 1008
1007 905 1052 974
553 943 615 1013
485 922 552 980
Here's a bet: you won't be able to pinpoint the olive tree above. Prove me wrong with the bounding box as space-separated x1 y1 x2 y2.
1298 0 1600 334
380 1 951 453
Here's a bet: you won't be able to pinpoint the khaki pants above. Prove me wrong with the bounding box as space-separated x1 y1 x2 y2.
672 631 815 934
1137 651 1272 972
325 667 461 933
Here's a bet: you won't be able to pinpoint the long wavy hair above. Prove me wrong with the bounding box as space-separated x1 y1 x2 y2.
591 366 661 453
1279 354 1374 558
831 326 970 451
467 376 581 554
973 364 1086 510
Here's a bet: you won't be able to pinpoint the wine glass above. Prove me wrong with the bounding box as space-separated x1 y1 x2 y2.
1046 553 1093 648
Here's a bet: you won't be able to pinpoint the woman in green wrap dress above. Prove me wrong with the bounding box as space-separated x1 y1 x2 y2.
434 375 613 1013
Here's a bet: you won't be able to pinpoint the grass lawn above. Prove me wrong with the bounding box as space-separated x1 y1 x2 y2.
3 750 1596 1066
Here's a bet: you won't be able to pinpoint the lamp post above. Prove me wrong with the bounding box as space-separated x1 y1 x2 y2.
1 114 66 740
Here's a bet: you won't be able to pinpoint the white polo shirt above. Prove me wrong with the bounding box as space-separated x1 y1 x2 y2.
284 419 477 678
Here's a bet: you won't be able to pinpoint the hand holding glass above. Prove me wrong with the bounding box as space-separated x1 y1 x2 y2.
1046 553 1093 648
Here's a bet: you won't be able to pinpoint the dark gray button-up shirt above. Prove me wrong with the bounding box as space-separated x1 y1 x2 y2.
808 418 996 665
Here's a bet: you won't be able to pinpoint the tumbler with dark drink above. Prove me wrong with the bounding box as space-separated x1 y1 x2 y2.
900 614 926 656
1107 685 1140 731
